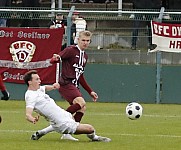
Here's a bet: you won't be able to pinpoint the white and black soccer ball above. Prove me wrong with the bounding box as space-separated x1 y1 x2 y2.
126 102 143 120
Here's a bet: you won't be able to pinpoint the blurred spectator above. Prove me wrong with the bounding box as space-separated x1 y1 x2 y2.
0 0 11 27
70 12 87 44
131 0 161 50
20 0 40 27
74 17 87 44
48 13 66 29
48 13 67 51
70 11 80 45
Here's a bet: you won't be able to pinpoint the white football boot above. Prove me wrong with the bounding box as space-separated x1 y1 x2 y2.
61 134 79 141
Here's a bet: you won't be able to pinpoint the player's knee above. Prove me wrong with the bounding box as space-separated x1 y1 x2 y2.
74 97 86 108
87 124 95 134
79 101 86 108
81 105 86 112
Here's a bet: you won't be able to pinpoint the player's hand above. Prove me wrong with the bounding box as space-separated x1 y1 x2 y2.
53 83 60 89
50 54 61 64
90 91 98 102
32 115 40 124
53 54 61 61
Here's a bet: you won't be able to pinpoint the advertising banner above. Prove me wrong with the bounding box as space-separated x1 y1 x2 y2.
150 21 181 53
0 27 64 84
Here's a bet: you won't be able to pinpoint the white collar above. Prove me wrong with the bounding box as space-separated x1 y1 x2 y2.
76 45 84 52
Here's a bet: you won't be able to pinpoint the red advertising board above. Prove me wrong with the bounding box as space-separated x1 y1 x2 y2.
0 27 64 84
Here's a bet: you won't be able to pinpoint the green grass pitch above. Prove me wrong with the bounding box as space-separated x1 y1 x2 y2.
0 100 181 150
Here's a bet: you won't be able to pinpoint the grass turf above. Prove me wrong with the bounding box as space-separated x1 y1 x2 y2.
0 100 181 150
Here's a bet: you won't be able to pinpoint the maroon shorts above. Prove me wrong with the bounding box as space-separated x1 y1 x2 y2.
58 83 82 105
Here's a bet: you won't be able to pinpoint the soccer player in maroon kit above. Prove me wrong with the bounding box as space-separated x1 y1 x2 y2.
50 30 98 141
0 75 10 100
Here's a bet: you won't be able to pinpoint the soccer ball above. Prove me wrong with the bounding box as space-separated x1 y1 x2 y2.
126 102 143 120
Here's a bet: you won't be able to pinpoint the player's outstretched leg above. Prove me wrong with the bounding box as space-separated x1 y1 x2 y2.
31 131 45 140
75 124 111 142
31 125 54 140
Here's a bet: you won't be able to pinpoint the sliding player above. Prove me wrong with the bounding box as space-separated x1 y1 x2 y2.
24 70 111 142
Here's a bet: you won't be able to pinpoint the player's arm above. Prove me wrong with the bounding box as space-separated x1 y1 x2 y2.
45 83 60 91
79 74 98 102
26 107 39 124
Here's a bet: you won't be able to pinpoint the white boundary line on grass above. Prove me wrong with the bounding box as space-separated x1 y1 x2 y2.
0 111 21 113
87 113 181 118
1 111 181 118
0 129 181 138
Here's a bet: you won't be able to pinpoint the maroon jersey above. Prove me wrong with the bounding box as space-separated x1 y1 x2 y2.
50 45 93 102
59 45 88 88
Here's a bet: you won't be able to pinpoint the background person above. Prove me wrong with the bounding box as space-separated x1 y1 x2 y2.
70 11 80 45
24 70 111 142
48 13 67 51
48 13 66 29
131 0 161 50
73 17 87 44
0 0 11 27
50 30 98 141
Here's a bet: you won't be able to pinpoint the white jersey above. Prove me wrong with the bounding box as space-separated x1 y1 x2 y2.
25 86 79 134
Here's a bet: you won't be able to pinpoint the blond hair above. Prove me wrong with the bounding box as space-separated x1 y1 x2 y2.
79 30 92 38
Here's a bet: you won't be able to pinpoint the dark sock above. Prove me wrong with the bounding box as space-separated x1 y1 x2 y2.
66 103 81 114
74 112 84 122
1 90 9 100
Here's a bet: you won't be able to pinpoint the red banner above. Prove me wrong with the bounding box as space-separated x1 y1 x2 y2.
0 27 64 84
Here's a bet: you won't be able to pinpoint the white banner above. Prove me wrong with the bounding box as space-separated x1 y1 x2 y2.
150 21 181 53
0 59 52 69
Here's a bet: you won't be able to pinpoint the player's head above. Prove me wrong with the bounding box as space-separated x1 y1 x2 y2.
24 70 39 86
77 30 92 50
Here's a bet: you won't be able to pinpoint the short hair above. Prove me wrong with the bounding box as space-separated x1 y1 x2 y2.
24 70 37 86
79 30 92 38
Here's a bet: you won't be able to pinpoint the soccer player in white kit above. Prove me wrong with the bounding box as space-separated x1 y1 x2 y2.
24 70 111 142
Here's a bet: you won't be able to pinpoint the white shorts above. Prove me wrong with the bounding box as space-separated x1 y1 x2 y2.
52 112 80 134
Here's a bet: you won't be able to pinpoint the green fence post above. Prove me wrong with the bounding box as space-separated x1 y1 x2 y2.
67 6 75 46
155 7 165 104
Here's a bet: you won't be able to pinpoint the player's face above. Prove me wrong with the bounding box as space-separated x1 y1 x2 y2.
78 35 91 50
29 74 41 90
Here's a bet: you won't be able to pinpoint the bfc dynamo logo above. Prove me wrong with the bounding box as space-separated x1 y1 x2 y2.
10 41 36 68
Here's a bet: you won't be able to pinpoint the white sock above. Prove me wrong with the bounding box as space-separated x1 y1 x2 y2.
87 131 99 140
39 125 54 134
